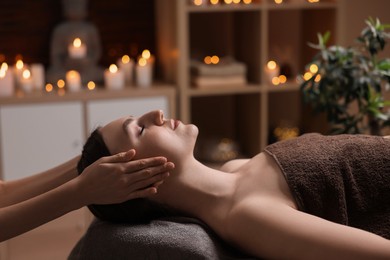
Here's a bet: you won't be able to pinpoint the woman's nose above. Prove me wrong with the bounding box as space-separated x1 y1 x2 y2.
153 110 164 125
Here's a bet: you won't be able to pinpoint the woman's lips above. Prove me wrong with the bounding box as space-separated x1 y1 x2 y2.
171 119 181 130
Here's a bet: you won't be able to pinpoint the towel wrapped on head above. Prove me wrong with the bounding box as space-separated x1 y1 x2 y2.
264 133 390 239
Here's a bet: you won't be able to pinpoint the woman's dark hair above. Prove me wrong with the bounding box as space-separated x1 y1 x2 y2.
77 128 174 223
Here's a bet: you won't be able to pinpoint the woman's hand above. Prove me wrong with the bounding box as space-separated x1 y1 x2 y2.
77 149 174 205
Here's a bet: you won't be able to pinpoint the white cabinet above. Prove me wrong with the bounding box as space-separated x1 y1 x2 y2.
0 102 84 180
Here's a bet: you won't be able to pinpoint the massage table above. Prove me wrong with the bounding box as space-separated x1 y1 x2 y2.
68 217 258 259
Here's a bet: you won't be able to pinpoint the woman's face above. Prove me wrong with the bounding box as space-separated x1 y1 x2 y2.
100 110 199 162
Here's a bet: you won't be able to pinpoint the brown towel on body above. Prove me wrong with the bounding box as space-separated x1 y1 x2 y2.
264 133 390 239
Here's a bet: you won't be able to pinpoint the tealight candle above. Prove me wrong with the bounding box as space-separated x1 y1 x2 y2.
0 63 15 97
135 57 152 87
68 38 87 59
20 69 33 93
117 55 134 85
264 60 280 84
66 70 82 92
104 64 124 90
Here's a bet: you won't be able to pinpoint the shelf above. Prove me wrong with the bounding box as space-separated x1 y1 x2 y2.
188 84 261 97
0 84 176 105
187 3 262 13
264 81 301 92
266 2 338 10
155 0 338 150
186 1 337 13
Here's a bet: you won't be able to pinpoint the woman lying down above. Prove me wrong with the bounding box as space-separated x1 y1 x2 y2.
77 110 390 259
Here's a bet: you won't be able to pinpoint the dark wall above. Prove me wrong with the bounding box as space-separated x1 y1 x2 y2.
0 0 155 67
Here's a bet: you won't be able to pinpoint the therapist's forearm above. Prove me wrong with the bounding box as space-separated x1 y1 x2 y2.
0 155 80 208
0 177 85 242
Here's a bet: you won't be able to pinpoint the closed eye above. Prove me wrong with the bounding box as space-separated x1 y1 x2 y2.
140 126 145 135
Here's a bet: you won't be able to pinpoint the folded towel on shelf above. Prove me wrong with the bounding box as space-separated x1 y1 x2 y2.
190 59 247 77
68 217 258 260
192 74 247 88
264 133 390 239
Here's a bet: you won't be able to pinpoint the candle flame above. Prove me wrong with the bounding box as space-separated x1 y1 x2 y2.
109 64 118 73
22 69 31 79
57 79 65 89
122 55 130 64
138 58 147 66
0 62 7 77
142 50 151 60
274 0 283 4
193 0 204 6
16 60 24 70
267 60 277 70
204 56 212 65
243 0 252 4
279 75 287 84
73 38 82 48
204 55 219 65
1 62 8 71
314 74 322 82
45 83 53 92
211 55 219 64
67 70 80 79
210 0 219 5
272 76 280 85
87 81 96 90
303 72 313 81
309 64 318 74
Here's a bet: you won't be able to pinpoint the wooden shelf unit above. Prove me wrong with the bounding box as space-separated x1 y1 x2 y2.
157 0 339 157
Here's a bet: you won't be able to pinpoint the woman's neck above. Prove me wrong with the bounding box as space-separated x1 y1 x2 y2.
153 156 238 223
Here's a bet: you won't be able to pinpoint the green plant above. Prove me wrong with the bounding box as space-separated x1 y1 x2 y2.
301 17 390 135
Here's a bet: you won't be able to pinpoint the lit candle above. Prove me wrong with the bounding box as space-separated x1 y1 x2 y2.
66 70 82 92
192 0 207 6
135 57 152 87
264 60 280 84
0 62 15 97
141 49 155 66
13 59 24 87
68 38 87 59
87 81 96 90
117 55 134 85
31 63 45 91
104 64 124 90
20 69 33 93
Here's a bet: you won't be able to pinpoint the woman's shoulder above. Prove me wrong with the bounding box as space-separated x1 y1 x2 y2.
220 159 250 173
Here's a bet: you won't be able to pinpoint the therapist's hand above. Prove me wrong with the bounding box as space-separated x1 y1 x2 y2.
76 149 174 205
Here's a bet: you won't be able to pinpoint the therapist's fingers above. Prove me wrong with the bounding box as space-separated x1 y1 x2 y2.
128 169 171 193
126 174 170 200
124 161 175 184
98 149 136 163
123 156 170 173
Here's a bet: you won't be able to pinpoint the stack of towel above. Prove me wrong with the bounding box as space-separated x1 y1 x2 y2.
190 57 247 88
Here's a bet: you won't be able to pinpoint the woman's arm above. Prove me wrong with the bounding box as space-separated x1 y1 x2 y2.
0 150 174 242
227 199 390 260
0 155 80 208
